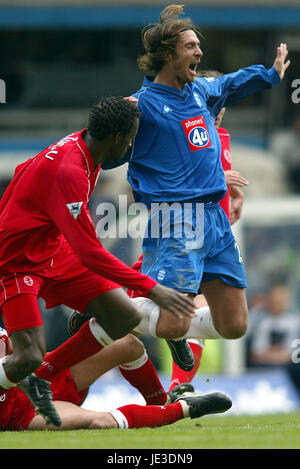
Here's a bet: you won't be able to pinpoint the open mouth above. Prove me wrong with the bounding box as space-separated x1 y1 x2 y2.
188 63 198 75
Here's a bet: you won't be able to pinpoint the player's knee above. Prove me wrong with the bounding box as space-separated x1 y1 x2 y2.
15 351 44 376
220 316 248 339
156 316 190 339
123 334 145 360
94 301 141 339
87 414 116 429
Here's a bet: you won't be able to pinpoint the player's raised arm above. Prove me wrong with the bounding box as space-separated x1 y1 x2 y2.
273 43 290 80
198 44 290 118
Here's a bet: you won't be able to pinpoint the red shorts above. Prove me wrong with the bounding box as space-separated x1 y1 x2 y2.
0 387 35 431
0 240 120 334
51 368 88 406
0 369 88 431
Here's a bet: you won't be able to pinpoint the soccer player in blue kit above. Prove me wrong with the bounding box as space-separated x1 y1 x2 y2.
102 4 290 369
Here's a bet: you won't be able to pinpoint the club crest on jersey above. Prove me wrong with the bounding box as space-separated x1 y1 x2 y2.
66 202 83 220
181 116 211 152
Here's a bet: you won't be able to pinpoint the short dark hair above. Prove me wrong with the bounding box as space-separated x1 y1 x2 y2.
87 96 140 140
138 4 202 75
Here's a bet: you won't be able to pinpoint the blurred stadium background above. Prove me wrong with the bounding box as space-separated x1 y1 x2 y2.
1 0 300 416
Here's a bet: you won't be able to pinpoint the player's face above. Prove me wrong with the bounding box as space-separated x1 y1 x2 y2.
111 117 139 161
167 30 203 87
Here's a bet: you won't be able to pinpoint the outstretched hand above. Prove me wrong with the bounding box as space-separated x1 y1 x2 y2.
273 43 290 80
147 284 196 319
125 96 138 105
224 170 248 188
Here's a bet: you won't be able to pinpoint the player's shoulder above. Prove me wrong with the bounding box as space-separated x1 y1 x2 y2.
191 78 212 99
217 127 230 137
47 131 82 155
47 131 89 181
193 76 221 97
132 88 164 119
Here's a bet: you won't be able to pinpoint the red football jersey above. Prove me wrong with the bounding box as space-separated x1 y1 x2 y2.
218 127 231 218
0 130 156 295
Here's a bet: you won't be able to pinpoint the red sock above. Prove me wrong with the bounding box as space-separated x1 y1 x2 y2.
114 402 184 428
35 321 104 381
119 356 167 405
169 340 203 391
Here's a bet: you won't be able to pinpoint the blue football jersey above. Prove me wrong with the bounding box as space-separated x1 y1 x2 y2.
102 65 280 207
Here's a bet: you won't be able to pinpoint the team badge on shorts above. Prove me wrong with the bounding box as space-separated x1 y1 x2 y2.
66 202 83 220
157 269 166 281
181 116 211 152
23 276 34 286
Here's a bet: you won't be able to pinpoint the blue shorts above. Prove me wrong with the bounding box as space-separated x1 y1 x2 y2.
141 202 247 294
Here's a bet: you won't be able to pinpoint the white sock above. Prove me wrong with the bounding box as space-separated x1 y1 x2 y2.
88 318 114 347
178 400 190 418
188 338 205 348
119 350 148 371
0 357 17 390
131 298 221 341
108 409 129 429
131 297 160 337
184 306 222 340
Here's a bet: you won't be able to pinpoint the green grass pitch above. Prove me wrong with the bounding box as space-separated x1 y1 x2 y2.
1 413 300 449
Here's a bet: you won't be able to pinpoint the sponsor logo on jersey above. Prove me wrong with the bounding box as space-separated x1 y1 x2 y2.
181 116 211 152
66 202 83 220
23 276 33 287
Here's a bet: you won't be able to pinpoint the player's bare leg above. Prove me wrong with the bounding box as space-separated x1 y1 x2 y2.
2 326 46 382
70 332 168 406
28 401 118 430
85 288 142 339
34 287 142 386
69 334 146 392
0 295 61 426
87 288 195 371
200 279 248 339
28 391 232 430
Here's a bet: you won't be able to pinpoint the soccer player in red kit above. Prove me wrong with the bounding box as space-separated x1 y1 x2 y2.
0 327 231 431
0 97 196 427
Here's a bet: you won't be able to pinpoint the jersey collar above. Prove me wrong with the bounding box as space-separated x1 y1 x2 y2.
77 129 96 174
143 76 190 100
